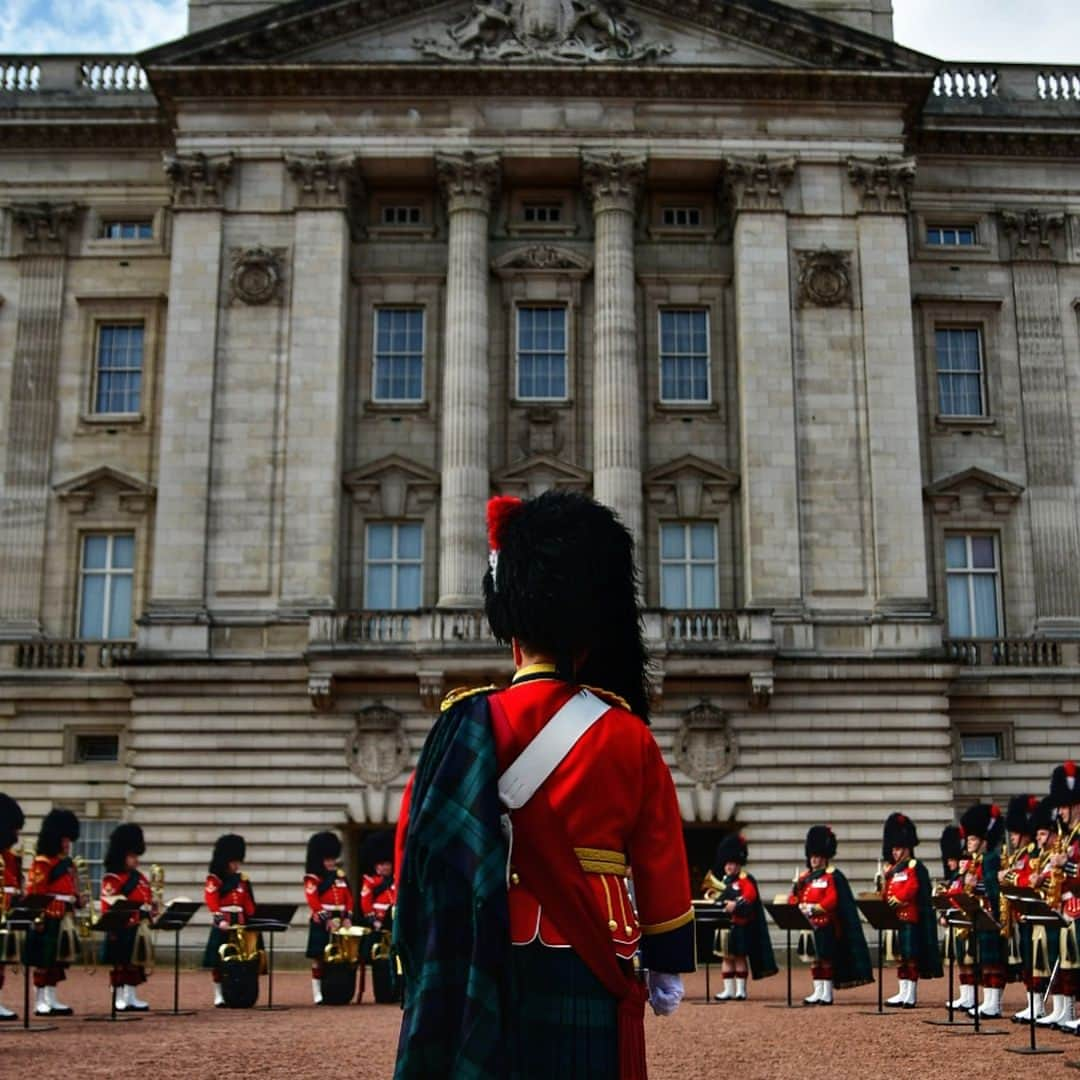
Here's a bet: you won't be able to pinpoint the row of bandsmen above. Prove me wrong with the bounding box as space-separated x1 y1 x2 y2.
0 795 396 1019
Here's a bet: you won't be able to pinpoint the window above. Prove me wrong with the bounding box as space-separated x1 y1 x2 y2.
945 534 1001 638
100 219 153 240
936 327 985 417
927 225 977 247
73 818 122 899
959 732 1003 762
79 534 134 640
74 734 120 763
661 206 702 228
523 203 562 224
660 523 718 609
93 323 144 415
381 206 422 226
516 307 567 400
365 523 423 610
373 309 424 402
659 309 709 403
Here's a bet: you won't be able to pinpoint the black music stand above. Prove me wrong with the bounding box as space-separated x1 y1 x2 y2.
1000 886 1064 1057
855 898 905 1016
764 902 815 1009
0 896 55 1033
924 895 973 1027
690 899 730 1004
249 904 296 1011
153 900 201 1017
947 893 1008 1037
84 901 144 1023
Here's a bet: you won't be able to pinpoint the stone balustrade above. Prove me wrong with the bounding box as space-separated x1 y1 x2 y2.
0 55 148 96
1 639 136 670
944 637 1079 668
929 63 1080 112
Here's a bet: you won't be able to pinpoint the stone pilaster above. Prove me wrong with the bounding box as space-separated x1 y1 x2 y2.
582 151 646 554
1001 208 1080 633
0 203 77 637
725 154 802 610
848 156 930 614
143 154 233 651
435 151 499 607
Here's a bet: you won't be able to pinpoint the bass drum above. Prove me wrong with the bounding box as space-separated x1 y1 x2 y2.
320 961 357 1006
220 957 260 1008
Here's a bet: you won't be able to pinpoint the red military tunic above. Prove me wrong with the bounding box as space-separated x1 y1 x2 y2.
360 873 395 925
305 870 354 923
884 859 922 924
204 873 255 926
1060 824 1080 921
717 871 759 927
101 870 153 926
790 868 839 928
27 855 77 919
2 848 19 910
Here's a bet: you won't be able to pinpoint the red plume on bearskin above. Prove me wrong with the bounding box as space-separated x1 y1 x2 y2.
486 496 524 551
1067 761 1078 790
1029 796 1040 812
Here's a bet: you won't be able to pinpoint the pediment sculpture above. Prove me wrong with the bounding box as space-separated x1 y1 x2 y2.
416 0 672 63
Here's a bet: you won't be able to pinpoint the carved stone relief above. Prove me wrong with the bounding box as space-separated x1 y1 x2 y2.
673 701 736 785
163 152 234 209
796 249 853 308
721 154 796 213
346 703 410 787
229 246 287 306
847 155 915 214
1000 208 1066 261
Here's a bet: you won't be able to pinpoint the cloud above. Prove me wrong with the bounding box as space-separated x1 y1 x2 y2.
0 0 186 53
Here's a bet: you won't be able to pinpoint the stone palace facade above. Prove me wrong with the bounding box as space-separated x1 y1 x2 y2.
1 0 1079 935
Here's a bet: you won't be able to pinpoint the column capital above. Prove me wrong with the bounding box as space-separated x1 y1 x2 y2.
721 154 796 213
163 152 234 210
581 150 646 215
1000 208 1067 262
435 150 501 213
285 151 360 210
846 154 915 214
10 201 79 254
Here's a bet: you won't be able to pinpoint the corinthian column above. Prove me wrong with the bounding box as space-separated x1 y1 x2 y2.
582 151 645 553
435 151 499 608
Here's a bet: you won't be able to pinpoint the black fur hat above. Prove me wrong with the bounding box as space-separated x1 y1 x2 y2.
1049 761 1080 808
883 812 919 853
0 793 24 851
713 833 748 870
209 833 246 879
360 830 395 875
805 825 838 861
1031 796 1057 835
940 825 963 874
483 491 650 722
37 808 80 857
104 824 146 874
1005 794 1040 836
959 803 1003 848
306 831 342 875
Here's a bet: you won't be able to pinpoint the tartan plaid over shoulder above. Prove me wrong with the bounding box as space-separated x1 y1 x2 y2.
394 691 512 1080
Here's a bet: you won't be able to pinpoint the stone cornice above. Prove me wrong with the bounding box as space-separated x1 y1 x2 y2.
913 126 1080 160
0 114 172 151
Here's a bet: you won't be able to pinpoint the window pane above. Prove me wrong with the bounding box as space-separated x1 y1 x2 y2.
368 524 393 560
112 534 135 570
108 575 133 639
398 524 423 560
971 576 999 637
690 564 716 609
397 565 422 609
366 565 392 608
945 537 968 570
80 575 106 638
83 535 109 570
960 733 1001 761
946 575 971 637
660 525 685 559
690 523 716 560
970 536 996 570
661 565 686 608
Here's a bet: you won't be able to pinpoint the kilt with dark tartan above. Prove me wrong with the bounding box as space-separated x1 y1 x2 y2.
895 924 920 962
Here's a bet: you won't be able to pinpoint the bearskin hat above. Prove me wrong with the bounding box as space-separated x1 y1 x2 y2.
1031 796 1056 835
483 491 650 722
0 793 24 852
36 808 80 857
1005 794 1040 836
883 812 919 854
958 803 1003 848
1049 761 1080 808
940 825 963 873
360 830 395 875
713 832 748 870
209 833 246 878
805 825 838 861
104 824 146 874
305 831 342 875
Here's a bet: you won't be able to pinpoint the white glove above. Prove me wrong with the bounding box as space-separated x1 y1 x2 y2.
646 971 684 1016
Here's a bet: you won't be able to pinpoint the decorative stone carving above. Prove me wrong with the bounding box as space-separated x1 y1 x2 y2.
415 0 671 64
1000 208 1066 261
308 673 335 711
435 150 501 209
285 151 358 209
796 249 853 308
581 151 646 214
924 467 1025 516
847 155 915 213
721 154 796 213
346 704 410 786
492 453 590 498
493 244 592 273
163 152 234 209
343 455 440 517
749 671 774 710
674 701 736 784
417 670 445 711
54 466 156 517
228 246 287 306
521 407 564 457
644 456 740 515
10 202 78 252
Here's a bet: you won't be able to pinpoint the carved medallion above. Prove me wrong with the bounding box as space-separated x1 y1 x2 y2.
229 246 286 306
346 704 410 787
673 701 736 785
796 249 853 308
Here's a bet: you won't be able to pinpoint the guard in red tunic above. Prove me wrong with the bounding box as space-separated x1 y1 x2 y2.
359 831 396 931
304 831 353 1005
101 824 155 1012
26 808 83 1016
1042 762 1080 1031
1000 795 1043 1019
0 793 24 1021
202 833 256 1008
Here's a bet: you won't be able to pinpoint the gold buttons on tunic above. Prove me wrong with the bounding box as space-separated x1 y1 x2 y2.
608 919 618 932
625 926 633 935
510 873 520 886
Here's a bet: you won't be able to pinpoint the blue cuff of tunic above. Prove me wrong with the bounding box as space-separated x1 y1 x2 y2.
640 919 696 974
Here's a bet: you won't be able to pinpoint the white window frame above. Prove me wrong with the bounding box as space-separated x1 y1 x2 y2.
99 219 153 240
935 325 986 418
658 308 711 405
945 532 1003 639
371 307 425 404
77 533 135 640
926 224 978 247
91 321 144 416
364 522 424 611
515 305 569 402
659 522 719 610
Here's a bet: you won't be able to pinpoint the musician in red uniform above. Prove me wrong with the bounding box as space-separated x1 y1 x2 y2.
202 833 256 1008
0 793 24 1020
1044 762 1080 1031
101 824 155 1012
304 831 353 1005
359 831 396 931
26 808 82 1016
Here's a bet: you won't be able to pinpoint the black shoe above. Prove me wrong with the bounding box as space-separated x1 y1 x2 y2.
0 1013 17 1022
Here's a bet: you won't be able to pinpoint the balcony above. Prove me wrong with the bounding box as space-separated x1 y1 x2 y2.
0 639 136 671
927 64 1080 117
944 638 1080 668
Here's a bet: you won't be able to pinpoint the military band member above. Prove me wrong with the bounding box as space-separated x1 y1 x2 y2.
101 824 155 1012
359 831 396 932
1007 796 1054 1021
703 832 776 1001
881 813 941 1008
304 831 353 1005
999 795 1039 1016
0 793 24 1020
203 833 256 1008
939 825 965 973
789 825 873 1005
26 808 82 1016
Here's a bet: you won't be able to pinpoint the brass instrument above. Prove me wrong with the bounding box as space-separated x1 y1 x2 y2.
1044 822 1066 911
149 864 165 919
218 926 261 964
701 870 724 903
370 929 393 963
323 925 370 965
65 854 94 970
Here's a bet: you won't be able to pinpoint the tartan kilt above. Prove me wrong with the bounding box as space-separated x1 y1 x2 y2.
975 929 1003 968
712 924 752 958
306 921 331 962
25 916 75 968
507 942 618 1080
894 924 920 962
101 924 138 966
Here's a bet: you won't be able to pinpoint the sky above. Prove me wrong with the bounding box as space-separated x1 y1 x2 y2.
0 0 1078 63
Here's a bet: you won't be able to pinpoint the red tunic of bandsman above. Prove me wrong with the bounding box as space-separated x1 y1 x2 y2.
202 834 256 1008
303 830 354 1005
0 793 24 1021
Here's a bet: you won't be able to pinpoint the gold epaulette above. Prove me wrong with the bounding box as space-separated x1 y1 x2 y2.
580 685 632 713
440 684 496 713
908 859 918 869
739 870 749 879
